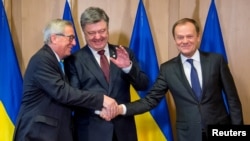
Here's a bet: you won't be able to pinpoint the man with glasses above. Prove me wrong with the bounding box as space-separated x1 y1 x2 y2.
55 33 76 42
13 19 118 141
64 7 149 141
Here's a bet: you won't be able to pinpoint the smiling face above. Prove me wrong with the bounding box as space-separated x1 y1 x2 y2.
83 20 109 51
51 25 76 59
174 22 200 58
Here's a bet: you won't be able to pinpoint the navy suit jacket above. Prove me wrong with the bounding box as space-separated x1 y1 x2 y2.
13 45 104 141
125 51 243 141
64 44 149 141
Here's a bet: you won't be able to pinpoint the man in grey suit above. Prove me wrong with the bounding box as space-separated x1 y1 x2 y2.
13 19 118 141
64 7 149 141
101 18 243 141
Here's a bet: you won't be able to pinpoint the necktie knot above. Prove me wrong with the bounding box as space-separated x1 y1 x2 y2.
187 59 194 66
98 50 105 55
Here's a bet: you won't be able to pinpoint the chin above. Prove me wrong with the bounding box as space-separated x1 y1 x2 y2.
65 52 71 56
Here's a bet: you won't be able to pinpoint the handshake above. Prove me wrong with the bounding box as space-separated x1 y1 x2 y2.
101 95 125 121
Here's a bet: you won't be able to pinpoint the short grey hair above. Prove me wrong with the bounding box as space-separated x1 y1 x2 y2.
43 19 73 44
80 7 109 30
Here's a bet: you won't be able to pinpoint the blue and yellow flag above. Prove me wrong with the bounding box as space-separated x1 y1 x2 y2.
0 1 23 141
200 0 229 112
63 0 80 53
129 0 173 141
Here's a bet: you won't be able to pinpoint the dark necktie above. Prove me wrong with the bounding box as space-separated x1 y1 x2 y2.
98 50 110 82
187 59 202 100
59 60 65 74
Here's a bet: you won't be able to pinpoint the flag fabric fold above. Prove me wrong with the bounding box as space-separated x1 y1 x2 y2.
129 0 173 140
63 0 80 53
0 1 23 141
200 0 229 112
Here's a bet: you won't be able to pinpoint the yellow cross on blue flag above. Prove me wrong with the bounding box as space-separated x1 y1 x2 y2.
63 0 80 53
0 1 23 141
200 0 229 112
129 0 173 141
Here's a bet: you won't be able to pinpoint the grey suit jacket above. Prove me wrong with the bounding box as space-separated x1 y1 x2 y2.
13 45 104 141
125 51 243 141
64 44 149 141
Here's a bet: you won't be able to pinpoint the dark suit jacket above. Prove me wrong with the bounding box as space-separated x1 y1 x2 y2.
125 51 243 141
64 44 149 141
13 45 104 141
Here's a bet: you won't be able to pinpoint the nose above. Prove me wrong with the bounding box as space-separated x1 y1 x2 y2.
93 32 102 39
183 37 188 42
71 38 77 46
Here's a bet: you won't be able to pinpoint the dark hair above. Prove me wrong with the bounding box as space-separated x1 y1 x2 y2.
80 7 109 30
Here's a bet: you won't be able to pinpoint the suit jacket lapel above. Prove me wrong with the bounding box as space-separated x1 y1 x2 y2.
107 45 119 93
200 52 210 101
44 45 67 80
82 46 109 90
175 55 199 101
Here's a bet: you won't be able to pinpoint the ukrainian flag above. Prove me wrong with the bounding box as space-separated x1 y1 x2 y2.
0 1 23 141
129 0 173 141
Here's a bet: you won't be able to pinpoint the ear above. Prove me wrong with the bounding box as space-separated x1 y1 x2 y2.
50 34 57 43
197 34 201 42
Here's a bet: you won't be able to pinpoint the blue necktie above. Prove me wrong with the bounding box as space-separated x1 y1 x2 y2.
59 60 65 74
187 59 202 100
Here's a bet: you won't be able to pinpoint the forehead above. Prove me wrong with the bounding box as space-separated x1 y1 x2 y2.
84 20 108 31
64 25 74 34
175 22 197 35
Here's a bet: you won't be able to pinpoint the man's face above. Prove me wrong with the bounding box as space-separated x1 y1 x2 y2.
174 22 200 58
83 20 109 51
53 25 76 59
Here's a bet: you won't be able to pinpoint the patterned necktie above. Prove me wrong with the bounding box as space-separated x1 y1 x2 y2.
187 59 202 100
59 60 65 74
98 50 110 82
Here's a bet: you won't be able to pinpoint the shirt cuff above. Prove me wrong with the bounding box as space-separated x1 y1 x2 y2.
94 110 100 115
120 104 127 115
122 61 132 73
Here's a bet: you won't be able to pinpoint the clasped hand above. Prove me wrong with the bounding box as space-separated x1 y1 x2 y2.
99 105 124 121
100 45 129 121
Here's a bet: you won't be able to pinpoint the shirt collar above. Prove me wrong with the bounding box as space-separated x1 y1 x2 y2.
88 44 109 54
180 49 200 64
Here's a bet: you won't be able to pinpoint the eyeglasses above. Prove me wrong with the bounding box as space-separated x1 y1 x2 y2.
56 33 75 42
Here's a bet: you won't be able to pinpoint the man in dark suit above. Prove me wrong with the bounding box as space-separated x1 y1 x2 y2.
102 18 243 141
64 7 149 141
13 19 118 141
